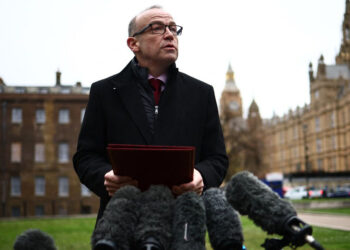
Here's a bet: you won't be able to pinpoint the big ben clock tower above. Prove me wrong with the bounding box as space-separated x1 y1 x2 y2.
220 63 243 122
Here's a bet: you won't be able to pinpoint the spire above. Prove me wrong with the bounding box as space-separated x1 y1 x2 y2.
317 54 326 78
224 63 239 92
336 0 350 65
309 62 315 82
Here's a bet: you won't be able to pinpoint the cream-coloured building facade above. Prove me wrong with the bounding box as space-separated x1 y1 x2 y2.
263 1 350 181
220 1 350 187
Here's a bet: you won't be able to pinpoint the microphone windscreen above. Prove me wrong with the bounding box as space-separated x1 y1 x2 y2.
226 171 296 235
171 191 206 250
203 188 243 250
13 229 56 250
134 185 174 250
91 185 140 250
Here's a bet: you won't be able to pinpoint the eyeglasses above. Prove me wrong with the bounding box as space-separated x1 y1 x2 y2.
132 22 183 37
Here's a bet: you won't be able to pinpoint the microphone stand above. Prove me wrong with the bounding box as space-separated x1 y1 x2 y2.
261 216 324 250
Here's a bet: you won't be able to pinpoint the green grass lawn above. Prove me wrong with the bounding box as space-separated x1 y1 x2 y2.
298 207 350 215
291 197 350 203
1 215 349 250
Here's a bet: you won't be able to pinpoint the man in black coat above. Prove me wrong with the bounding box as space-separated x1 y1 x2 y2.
73 5 228 222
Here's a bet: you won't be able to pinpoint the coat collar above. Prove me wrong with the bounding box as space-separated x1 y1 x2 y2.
110 58 179 144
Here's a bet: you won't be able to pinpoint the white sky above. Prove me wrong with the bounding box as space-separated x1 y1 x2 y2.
0 0 346 118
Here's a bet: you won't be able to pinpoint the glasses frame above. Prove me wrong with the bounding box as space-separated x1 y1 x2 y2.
132 23 183 37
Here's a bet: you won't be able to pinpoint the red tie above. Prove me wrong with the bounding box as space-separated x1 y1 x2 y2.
149 78 162 105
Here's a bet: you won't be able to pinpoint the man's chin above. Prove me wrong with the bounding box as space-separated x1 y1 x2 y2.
162 54 178 65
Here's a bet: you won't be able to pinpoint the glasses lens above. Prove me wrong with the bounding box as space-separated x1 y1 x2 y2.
151 23 165 34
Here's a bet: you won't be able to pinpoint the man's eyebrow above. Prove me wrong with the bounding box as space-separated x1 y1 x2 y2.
150 21 177 26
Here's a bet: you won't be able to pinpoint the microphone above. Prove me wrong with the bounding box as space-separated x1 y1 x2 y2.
171 191 206 250
91 185 140 250
13 229 57 250
134 185 174 250
202 188 244 250
226 171 324 250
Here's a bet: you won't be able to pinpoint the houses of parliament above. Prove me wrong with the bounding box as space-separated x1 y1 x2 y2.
220 0 350 187
1 1 350 217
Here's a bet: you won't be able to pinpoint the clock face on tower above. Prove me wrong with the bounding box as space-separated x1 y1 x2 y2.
229 101 240 111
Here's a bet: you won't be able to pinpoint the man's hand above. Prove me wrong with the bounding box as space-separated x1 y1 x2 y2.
172 169 204 195
104 170 138 196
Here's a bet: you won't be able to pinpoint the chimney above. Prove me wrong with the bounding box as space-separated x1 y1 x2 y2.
56 70 61 86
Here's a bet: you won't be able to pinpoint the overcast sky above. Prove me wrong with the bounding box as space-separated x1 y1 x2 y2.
0 0 346 118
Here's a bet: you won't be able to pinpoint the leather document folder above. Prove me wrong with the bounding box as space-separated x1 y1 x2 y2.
107 144 195 191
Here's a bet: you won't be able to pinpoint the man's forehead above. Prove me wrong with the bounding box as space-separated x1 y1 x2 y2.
136 9 175 25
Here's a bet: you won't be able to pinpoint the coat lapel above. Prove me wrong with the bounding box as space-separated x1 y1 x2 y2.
112 78 152 145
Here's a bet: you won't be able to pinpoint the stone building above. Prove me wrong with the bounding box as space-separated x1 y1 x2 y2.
220 65 265 179
221 1 350 187
0 72 99 217
262 1 350 187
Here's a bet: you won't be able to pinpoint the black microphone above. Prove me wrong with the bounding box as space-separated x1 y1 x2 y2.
91 185 140 250
13 229 57 250
226 171 324 250
171 191 206 250
134 185 174 250
202 188 244 250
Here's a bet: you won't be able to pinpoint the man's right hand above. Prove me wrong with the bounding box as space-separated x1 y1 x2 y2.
104 170 138 196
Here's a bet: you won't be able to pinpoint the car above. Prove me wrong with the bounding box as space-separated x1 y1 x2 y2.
284 186 308 200
308 187 324 198
327 187 350 198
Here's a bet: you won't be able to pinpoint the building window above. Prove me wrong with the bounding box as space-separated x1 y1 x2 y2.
81 184 91 197
58 109 70 124
293 126 298 139
316 138 322 153
11 143 21 163
34 143 45 163
330 112 336 128
11 108 22 123
317 158 323 171
15 87 25 93
315 117 320 132
331 136 337 150
58 143 69 163
11 206 21 217
314 90 319 99
296 163 301 172
279 131 284 144
58 177 69 197
11 177 21 196
60 88 71 94
81 108 86 123
35 176 45 196
36 109 46 124
35 205 45 216
330 157 337 171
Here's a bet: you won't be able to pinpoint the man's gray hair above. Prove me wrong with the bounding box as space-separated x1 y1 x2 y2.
128 5 163 37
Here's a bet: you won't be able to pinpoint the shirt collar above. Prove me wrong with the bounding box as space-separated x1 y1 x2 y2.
148 73 167 84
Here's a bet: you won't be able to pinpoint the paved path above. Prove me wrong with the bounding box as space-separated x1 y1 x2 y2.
299 212 350 231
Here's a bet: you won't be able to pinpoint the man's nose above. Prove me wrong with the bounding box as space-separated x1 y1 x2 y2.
163 27 174 39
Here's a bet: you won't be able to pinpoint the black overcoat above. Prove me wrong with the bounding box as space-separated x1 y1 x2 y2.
73 60 228 221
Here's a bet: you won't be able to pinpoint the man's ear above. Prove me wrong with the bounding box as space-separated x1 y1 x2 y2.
127 37 139 52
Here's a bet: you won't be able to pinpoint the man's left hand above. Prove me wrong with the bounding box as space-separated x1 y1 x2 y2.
172 169 204 195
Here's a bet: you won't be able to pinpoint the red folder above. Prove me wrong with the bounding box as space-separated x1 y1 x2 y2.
107 144 195 191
